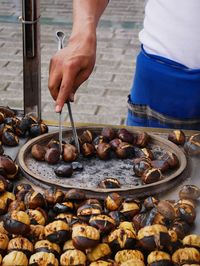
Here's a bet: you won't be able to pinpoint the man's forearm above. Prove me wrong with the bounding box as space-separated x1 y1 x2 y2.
72 0 109 36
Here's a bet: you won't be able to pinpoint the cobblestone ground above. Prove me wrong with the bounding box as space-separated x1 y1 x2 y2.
0 0 144 124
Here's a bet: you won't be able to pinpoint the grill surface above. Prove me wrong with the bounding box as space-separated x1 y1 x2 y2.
17 126 187 198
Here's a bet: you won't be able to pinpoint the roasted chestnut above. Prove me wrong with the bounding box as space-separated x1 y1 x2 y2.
120 199 141 219
107 227 137 251
0 175 8 193
77 202 102 222
157 200 176 221
168 130 186 145
93 135 108 148
31 144 47 161
44 147 60 165
182 234 200 250
54 164 73 178
98 177 121 189
29 251 58 266
175 203 196 224
101 128 116 141
81 143 95 157
179 185 200 200
24 191 46 209
135 132 150 147
7 237 33 257
89 215 116 234
53 201 74 214
171 219 190 240
117 128 134 143
72 223 100 250
44 187 64 206
47 139 60 149
0 155 18 179
2 251 28 266
45 220 70 244
27 208 48 226
79 130 93 144
138 224 171 251
96 143 112 160
60 249 86 266
133 158 152 177
115 142 135 159
87 243 111 262
109 138 122 150
0 233 9 255
28 225 45 244
143 196 159 210
62 143 78 162
34 239 60 258
1 131 19 146
147 250 172 266
172 247 200 265
65 188 86 203
142 168 162 184
151 160 169 172
184 133 200 155
114 249 144 264
8 200 26 212
29 122 48 138
3 210 30 235
104 192 122 211
135 147 153 160
14 183 33 201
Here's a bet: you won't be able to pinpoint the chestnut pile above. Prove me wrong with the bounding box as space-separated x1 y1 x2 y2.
31 128 180 185
0 182 199 265
0 106 48 148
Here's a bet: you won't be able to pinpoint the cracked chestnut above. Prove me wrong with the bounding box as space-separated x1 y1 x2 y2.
98 177 121 189
96 142 112 160
115 142 135 159
168 129 186 145
142 168 162 184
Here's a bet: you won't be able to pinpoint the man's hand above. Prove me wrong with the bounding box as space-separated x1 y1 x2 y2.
48 32 96 113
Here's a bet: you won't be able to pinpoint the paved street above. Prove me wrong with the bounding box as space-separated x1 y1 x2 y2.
0 0 144 125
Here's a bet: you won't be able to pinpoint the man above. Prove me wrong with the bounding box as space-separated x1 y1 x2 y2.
48 0 200 129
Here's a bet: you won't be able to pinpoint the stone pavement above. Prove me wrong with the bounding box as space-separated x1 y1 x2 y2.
0 0 145 125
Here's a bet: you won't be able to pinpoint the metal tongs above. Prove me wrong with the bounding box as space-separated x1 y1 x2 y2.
56 31 80 154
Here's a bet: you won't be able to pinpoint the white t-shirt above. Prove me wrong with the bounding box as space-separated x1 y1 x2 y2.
139 0 200 69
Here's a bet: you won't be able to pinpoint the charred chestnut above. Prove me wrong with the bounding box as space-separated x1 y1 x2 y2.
115 142 135 159
29 122 48 138
184 133 200 156
175 203 196 224
24 191 46 209
3 210 30 235
77 202 102 222
44 147 60 165
27 208 48 226
44 187 64 207
65 188 86 203
98 177 121 189
168 130 186 145
138 224 171 251
104 192 122 211
117 128 134 143
29 251 58 266
171 219 190 239
157 200 176 221
179 185 200 200
133 158 152 177
0 175 8 193
53 201 74 214
47 139 60 149
28 225 45 244
87 243 111 262
0 233 9 255
72 223 100 250
34 239 60 258
1 131 19 146
14 183 33 201
89 215 116 234
79 130 93 144
135 132 150 147
54 164 73 178
142 168 162 184
45 220 70 244
172 247 200 265
2 251 28 266
147 251 172 266
81 142 95 157
96 143 112 160
7 237 33 257
114 249 144 265
62 143 78 162
101 127 116 141
143 196 159 210
31 144 47 161
108 211 125 226
93 135 108 148
135 147 154 160
0 155 18 179
107 227 137 251
60 250 86 266
120 199 141 219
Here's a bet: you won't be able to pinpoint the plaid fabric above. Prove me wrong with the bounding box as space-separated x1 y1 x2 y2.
127 95 200 129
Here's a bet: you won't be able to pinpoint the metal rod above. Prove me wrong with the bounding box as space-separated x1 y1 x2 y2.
21 0 41 119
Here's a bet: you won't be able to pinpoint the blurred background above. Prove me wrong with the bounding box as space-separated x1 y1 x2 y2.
0 0 144 124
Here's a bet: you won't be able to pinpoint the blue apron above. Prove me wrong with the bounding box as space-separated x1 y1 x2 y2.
127 47 200 130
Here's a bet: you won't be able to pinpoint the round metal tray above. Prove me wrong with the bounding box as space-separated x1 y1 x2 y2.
17 126 188 198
